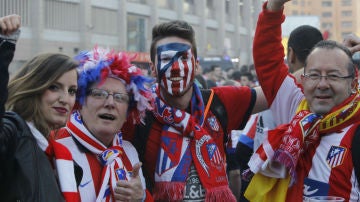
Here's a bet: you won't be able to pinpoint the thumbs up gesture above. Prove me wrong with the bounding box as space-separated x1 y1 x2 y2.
114 163 145 202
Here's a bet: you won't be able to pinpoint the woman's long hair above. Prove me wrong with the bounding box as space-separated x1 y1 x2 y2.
6 53 78 137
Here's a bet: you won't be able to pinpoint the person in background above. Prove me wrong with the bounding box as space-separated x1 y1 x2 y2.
51 47 154 201
194 62 208 89
249 64 258 81
140 65 151 77
0 14 78 201
123 20 268 201
202 67 216 88
246 0 360 201
222 79 241 87
209 65 224 86
287 25 324 73
224 67 235 80
231 70 242 82
239 72 255 87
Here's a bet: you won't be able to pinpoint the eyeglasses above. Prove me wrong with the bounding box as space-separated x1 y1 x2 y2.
302 73 353 84
87 88 129 103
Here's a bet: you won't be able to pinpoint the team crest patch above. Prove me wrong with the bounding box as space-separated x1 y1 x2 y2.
155 133 183 175
207 116 219 132
100 149 121 166
206 143 222 166
326 146 346 168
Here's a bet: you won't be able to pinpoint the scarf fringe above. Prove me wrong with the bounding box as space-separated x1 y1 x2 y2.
153 182 185 201
205 186 237 202
153 182 236 202
273 149 297 186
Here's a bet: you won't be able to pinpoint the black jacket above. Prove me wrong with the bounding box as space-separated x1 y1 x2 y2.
0 39 64 201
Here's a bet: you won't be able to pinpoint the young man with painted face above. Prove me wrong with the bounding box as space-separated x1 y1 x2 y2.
123 20 267 201
244 0 360 201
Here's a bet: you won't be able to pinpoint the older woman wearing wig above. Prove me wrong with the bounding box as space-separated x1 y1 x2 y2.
51 46 154 202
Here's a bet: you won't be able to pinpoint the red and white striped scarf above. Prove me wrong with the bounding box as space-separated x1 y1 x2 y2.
53 110 133 202
152 85 236 202
246 93 360 201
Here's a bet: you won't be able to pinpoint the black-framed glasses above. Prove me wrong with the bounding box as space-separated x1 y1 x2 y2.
87 88 129 103
302 73 354 84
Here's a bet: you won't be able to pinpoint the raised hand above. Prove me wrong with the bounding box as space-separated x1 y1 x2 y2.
267 0 291 11
0 14 21 35
343 34 360 55
114 163 145 202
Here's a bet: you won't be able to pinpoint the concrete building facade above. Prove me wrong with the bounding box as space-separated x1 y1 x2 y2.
284 0 360 42
1 0 263 73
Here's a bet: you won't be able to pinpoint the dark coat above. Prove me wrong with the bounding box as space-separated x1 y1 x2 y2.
0 38 64 202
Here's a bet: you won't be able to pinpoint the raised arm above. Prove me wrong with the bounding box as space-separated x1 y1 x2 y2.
0 14 21 117
0 14 21 174
252 0 290 105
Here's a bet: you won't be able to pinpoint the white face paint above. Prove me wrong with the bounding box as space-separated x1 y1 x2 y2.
156 43 195 96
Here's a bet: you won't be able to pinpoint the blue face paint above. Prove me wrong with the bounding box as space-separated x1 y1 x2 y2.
155 42 195 96
156 43 192 81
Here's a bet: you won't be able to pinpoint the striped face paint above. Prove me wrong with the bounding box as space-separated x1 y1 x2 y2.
156 43 195 96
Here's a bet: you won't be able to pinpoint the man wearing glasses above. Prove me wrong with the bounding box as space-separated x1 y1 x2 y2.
245 0 360 201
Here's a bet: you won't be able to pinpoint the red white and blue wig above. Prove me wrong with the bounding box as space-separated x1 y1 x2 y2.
75 46 154 123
